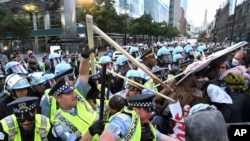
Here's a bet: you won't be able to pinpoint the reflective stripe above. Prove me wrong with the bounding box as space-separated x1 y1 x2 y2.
122 114 139 141
55 114 77 132
5 116 15 141
54 114 81 137
39 116 48 141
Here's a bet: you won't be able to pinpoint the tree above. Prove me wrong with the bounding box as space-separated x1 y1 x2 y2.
0 8 31 40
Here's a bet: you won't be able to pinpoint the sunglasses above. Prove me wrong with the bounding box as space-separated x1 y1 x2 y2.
17 117 35 123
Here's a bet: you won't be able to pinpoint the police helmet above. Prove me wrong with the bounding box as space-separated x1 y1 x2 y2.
28 72 46 87
54 63 72 74
157 47 170 56
116 55 128 66
49 53 61 67
49 52 60 59
5 61 28 75
5 74 30 90
126 70 141 78
42 73 55 81
99 56 112 64
129 47 139 54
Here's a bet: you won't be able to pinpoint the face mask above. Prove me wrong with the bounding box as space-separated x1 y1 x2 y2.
218 70 225 78
232 58 239 66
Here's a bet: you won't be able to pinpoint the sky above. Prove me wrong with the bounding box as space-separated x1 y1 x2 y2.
187 0 225 27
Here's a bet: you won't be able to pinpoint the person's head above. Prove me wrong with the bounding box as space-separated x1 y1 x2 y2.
116 55 131 69
99 55 112 70
140 49 157 68
232 51 246 66
5 61 28 75
222 72 248 93
54 62 72 75
48 52 61 69
157 47 170 64
185 103 228 141
107 95 126 117
5 74 30 99
125 70 144 98
54 68 76 86
28 72 46 95
49 76 76 110
7 96 38 131
129 47 141 58
61 54 69 62
28 58 38 69
127 94 155 123
151 67 168 81
42 73 56 89
27 50 34 57
15 53 22 62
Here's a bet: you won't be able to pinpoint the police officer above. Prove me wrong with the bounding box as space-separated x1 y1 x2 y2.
114 69 144 99
46 52 61 74
157 47 171 68
49 76 98 141
5 61 28 76
28 72 46 100
0 74 31 119
0 96 60 141
40 68 77 118
47 49 99 140
97 94 180 141
114 55 131 93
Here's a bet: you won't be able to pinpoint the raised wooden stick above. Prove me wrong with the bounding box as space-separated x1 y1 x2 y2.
95 64 176 102
86 14 96 75
89 19 173 92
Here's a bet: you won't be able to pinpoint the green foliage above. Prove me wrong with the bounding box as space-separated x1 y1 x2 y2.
78 1 181 39
0 8 31 40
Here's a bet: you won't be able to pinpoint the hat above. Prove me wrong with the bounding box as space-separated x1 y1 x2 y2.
222 72 246 85
127 94 155 112
7 96 38 120
54 68 75 82
48 76 74 96
140 49 155 60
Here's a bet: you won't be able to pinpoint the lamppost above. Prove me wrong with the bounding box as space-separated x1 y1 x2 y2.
124 9 129 45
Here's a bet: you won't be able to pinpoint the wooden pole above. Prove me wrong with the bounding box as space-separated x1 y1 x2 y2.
96 64 176 102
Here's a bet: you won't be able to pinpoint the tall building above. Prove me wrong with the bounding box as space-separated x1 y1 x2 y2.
169 0 181 29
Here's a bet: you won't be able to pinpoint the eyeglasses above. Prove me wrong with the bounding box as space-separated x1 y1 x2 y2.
17 117 35 123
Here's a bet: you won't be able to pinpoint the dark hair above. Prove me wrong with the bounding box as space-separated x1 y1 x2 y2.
109 95 126 111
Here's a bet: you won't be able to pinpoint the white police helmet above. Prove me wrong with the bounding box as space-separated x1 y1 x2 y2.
99 56 112 64
157 47 170 56
28 72 46 87
116 55 128 66
54 63 72 74
5 61 28 75
5 74 30 90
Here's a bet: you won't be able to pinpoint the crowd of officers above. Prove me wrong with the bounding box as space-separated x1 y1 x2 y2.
0 41 249 141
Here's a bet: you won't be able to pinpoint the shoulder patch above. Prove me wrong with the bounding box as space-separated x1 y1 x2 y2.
116 113 129 121
0 132 5 140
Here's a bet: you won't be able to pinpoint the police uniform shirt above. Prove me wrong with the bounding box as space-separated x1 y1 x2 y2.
106 111 162 140
114 90 126 99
